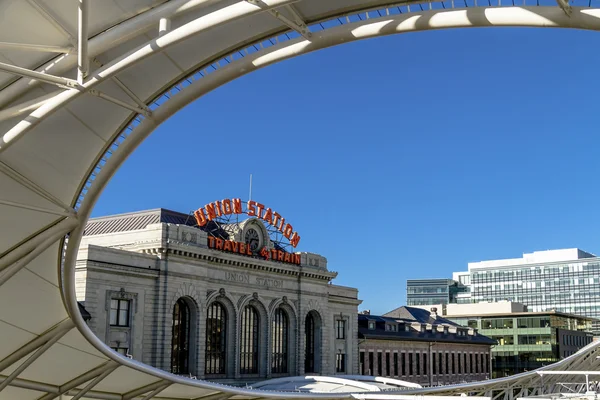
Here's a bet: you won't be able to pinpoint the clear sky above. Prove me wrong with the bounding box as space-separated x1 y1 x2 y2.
92 26 600 315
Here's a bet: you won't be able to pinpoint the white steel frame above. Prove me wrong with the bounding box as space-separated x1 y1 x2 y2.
2 1 600 399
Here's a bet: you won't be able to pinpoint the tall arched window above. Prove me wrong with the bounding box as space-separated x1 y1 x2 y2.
271 307 289 374
205 302 227 375
240 305 259 374
171 298 190 374
305 313 315 373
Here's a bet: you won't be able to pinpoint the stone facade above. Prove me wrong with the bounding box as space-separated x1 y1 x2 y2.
358 309 494 386
359 339 491 386
76 210 361 384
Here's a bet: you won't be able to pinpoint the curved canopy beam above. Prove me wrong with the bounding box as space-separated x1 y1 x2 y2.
0 2 599 400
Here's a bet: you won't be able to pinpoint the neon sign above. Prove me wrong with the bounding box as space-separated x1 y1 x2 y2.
193 198 301 248
207 237 301 265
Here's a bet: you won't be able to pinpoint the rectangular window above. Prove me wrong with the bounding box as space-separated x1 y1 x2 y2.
377 352 382 376
111 347 128 356
433 352 437 374
480 353 484 373
360 352 365 375
368 321 375 330
470 353 474 374
369 352 374 376
394 352 398 376
423 353 427 376
336 353 346 373
385 352 390 376
110 299 130 327
416 352 420 376
485 353 489 374
336 320 346 339
409 352 413 375
401 353 406 376
445 353 449 375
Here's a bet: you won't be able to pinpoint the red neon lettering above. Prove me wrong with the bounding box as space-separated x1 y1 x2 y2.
232 198 242 214
283 223 293 239
247 244 253 255
284 252 291 263
207 236 215 248
231 241 238 252
263 208 273 224
194 209 207 227
239 243 246 254
222 199 232 215
256 203 265 219
277 250 284 261
273 212 281 227
223 240 232 252
215 238 224 250
290 232 300 248
247 200 257 216
205 203 217 220
197 200 302 250
260 247 270 259
271 249 278 259
294 254 301 264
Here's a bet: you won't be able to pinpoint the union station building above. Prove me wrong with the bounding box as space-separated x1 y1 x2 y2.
75 203 361 384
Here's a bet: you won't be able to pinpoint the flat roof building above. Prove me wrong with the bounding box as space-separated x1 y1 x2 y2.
446 308 594 378
402 302 595 378
408 248 600 335
406 279 467 306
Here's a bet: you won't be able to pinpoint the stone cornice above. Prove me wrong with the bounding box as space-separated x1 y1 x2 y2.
140 246 337 282
82 260 334 298
83 261 160 279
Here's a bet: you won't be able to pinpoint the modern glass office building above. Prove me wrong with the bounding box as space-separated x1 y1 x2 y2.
447 311 594 378
409 249 600 334
406 279 467 306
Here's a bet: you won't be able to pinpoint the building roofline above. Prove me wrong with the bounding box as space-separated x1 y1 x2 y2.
359 333 496 345
88 208 189 221
467 248 598 270
446 310 598 322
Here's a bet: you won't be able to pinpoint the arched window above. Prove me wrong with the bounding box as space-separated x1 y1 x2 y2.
305 313 315 373
171 298 190 374
205 302 227 375
240 305 259 374
271 307 289 373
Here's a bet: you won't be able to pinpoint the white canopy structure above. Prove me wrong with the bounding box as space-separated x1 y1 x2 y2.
1 0 600 399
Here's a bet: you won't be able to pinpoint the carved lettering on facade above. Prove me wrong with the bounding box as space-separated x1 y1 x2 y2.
224 272 283 288
256 277 283 288
225 272 250 284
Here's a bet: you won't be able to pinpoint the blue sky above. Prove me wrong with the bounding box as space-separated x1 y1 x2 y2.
93 27 600 315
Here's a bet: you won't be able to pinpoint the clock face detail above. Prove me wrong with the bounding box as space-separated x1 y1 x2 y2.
244 228 261 252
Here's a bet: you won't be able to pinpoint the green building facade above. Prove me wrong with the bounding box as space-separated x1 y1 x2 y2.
447 311 594 378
